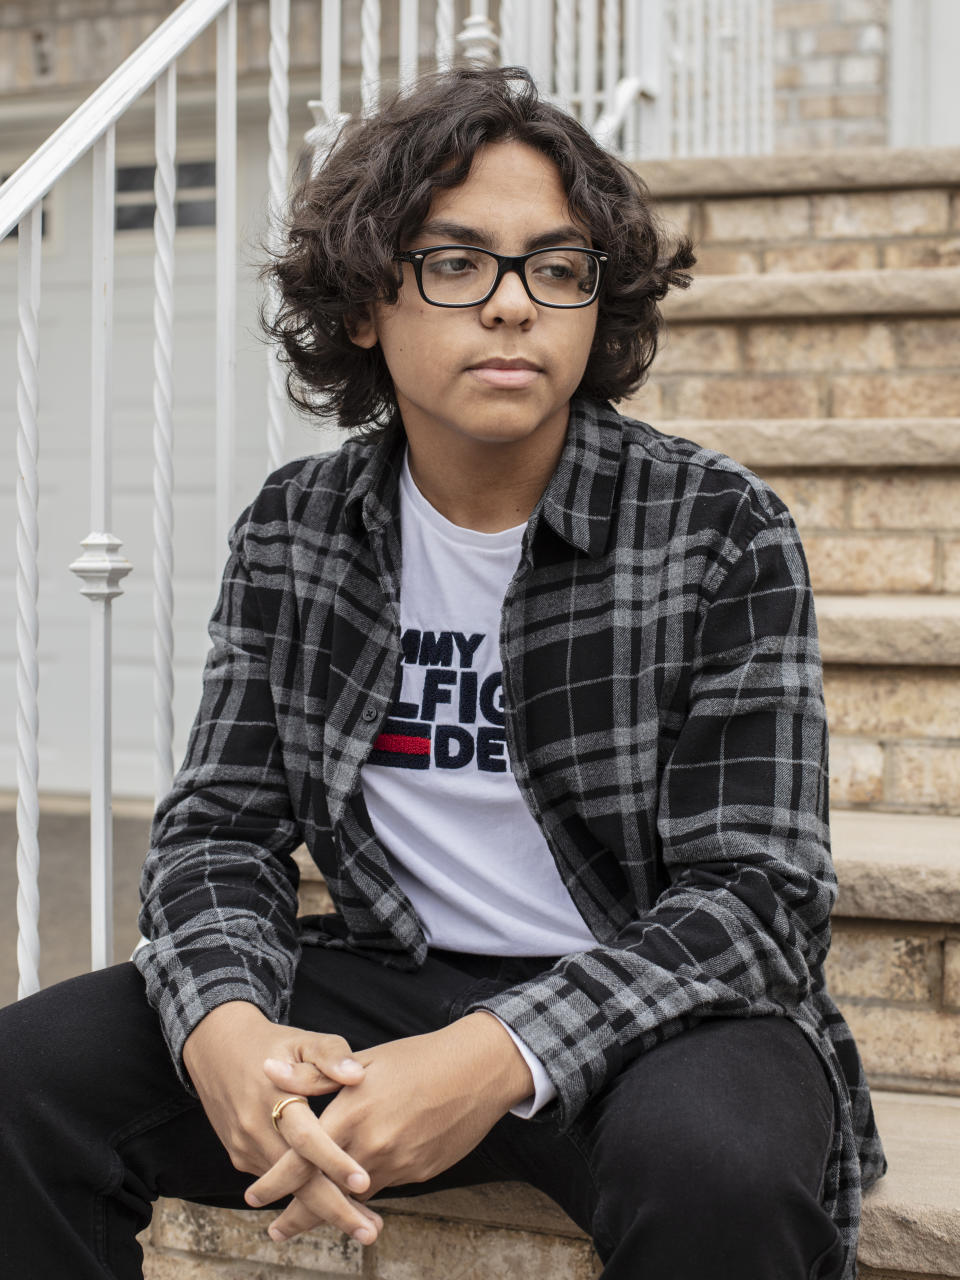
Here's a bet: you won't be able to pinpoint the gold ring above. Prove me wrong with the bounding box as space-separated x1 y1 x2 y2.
271 1095 309 1133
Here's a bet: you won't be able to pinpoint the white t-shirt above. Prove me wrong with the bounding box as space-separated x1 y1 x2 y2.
360 452 597 1114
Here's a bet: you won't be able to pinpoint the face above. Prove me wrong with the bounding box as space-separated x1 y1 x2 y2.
349 140 599 462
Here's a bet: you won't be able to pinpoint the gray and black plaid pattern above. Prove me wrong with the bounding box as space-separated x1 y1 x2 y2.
136 396 885 1275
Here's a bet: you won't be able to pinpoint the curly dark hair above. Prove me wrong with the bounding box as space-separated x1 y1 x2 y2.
262 65 695 435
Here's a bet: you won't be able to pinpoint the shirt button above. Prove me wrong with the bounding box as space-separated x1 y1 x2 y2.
361 706 378 722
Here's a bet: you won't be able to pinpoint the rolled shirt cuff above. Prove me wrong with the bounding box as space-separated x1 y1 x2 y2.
488 1012 559 1118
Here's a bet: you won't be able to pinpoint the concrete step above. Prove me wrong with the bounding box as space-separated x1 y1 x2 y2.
664 418 960 468
827 812 960 1094
817 595 960 665
663 268 960 322
140 1090 960 1280
831 810 960 923
823 660 959 814
641 146 960 279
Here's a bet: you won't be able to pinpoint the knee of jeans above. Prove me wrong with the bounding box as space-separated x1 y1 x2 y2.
595 1136 810 1247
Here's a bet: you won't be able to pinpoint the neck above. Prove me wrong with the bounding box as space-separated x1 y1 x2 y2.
402 413 569 534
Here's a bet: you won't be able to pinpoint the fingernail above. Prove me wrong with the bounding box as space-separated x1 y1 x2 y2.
339 1057 363 1073
246 1192 263 1207
264 1057 293 1075
353 1226 375 1245
268 1225 288 1242
347 1172 367 1191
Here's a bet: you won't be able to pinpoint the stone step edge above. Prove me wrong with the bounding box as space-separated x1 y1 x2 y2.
816 595 960 667
831 810 960 923
636 419 960 469
662 267 960 321
635 145 960 199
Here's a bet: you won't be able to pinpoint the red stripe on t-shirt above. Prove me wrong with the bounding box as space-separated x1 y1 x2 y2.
374 733 431 756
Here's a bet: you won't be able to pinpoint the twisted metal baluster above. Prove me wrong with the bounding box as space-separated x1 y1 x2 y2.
360 0 381 116
266 0 290 473
153 65 177 802
435 0 455 71
15 202 42 999
555 0 575 112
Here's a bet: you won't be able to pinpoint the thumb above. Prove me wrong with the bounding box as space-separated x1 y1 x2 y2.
264 1055 365 1095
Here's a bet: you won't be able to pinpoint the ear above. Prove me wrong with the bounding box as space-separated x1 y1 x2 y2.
346 308 379 350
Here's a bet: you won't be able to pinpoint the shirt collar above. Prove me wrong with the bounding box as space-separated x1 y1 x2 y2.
342 395 621 559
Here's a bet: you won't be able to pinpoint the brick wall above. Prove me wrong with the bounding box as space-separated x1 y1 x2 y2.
774 0 890 151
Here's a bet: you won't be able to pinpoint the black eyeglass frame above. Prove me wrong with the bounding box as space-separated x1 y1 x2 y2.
394 244 608 309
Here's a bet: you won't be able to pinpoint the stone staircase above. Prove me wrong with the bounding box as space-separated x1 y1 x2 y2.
142 148 960 1277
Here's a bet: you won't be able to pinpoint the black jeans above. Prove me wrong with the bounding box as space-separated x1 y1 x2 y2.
0 943 843 1280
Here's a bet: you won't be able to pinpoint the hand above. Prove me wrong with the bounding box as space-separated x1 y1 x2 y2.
246 1011 534 1243
182 1001 384 1244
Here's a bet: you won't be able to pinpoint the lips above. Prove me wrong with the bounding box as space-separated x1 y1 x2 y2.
469 358 541 371
467 357 542 388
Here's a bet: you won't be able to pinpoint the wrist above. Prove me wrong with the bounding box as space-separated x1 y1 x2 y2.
456 1010 535 1110
183 1000 272 1075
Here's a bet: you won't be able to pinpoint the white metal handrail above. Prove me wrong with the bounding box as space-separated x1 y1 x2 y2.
0 0 233 242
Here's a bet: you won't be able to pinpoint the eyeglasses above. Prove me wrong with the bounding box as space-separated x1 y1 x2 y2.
394 244 607 309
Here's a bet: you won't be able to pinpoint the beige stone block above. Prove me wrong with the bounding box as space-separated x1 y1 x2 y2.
143 1252 316 1279
943 539 960 592
817 595 960 665
832 373 960 419
774 62 803 91
743 319 896 373
833 1002 960 1086
620 379 663 421
702 194 810 243
804 534 937 593
774 3 833 27
898 317 960 369
835 91 885 119
829 737 885 805
838 54 883 87
889 743 960 810
691 247 761 275
763 242 878 273
798 93 836 121
756 472 846 527
654 199 695 238
298 881 334 915
860 1091 960 1276
826 923 942 1004
669 375 822 419
151 1201 363 1274
823 668 960 738
813 191 951 240
799 58 837 89
813 25 863 55
373 1183 586 1236
371 1214 602 1280
654 324 741 374
883 236 960 269
849 473 960 531
945 939 960 1011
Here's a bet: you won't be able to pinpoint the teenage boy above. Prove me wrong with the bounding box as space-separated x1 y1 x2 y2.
0 66 885 1280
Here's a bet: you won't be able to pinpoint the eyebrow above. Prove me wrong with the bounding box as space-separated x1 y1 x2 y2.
411 219 591 251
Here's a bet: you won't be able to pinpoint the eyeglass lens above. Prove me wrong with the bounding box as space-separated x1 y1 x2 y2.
419 248 599 306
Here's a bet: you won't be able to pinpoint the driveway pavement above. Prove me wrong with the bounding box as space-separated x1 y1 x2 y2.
0 801 151 1006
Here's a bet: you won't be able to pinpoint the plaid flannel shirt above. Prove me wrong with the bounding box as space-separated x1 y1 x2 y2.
136 395 886 1275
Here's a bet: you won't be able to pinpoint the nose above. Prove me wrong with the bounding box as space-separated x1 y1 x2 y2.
479 265 537 327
